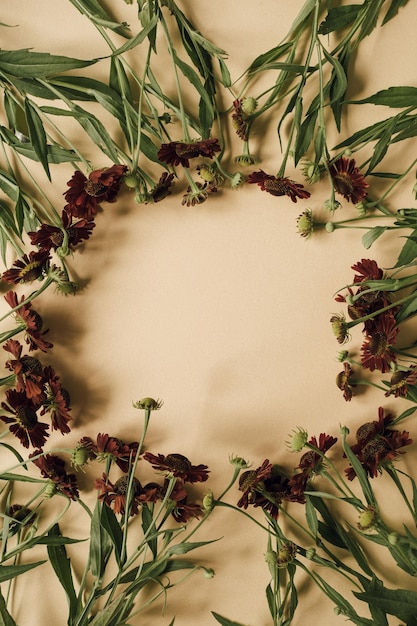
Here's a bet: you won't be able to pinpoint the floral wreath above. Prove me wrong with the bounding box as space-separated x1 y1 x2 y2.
0 1 417 625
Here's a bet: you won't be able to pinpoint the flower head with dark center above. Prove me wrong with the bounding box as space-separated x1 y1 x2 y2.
385 366 417 398
150 172 175 202
3 339 45 401
360 313 399 373
64 164 128 219
248 465 304 519
0 389 49 449
345 407 412 480
29 210 95 252
157 138 221 168
289 434 337 499
94 473 143 516
40 366 72 434
2 250 51 284
143 452 209 483
247 170 311 202
87 433 139 473
237 459 273 509
31 450 79 499
329 157 369 204
4 291 52 353
336 362 356 401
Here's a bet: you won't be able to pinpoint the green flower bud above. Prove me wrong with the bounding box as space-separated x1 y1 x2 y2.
234 153 257 167
305 547 316 560
388 532 398 545
202 490 214 513
230 172 246 189
337 350 349 362
229 454 251 469
357 507 377 531
133 397 163 411
286 427 308 452
241 97 257 116
325 221 335 233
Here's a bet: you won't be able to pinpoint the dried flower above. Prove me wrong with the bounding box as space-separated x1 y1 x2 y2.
64 164 128 219
336 362 356 401
28 210 95 252
31 450 79 499
360 313 399 373
247 170 311 202
95 473 143 515
384 366 417 398
2 250 51 284
0 389 49 449
329 157 369 204
144 452 210 483
296 209 315 239
4 290 53 353
157 138 221 168
345 407 412 480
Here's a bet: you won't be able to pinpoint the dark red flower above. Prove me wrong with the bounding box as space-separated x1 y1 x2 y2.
4 291 52 353
157 138 221 168
231 99 249 141
247 170 311 202
143 452 209 483
336 362 356 401
2 250 50 284
247 465 304 519
94 473 143 516
351 259 383 283
237 459 273 509
289 434 337 499
64 164 128 219
90 433 139 472
150 172 175 202
171 496 203 523
40 366 72 434
345 407 412 480
360 313 398 373
329 157 369 204
29 210 95 251
3 339 45 401
385 366 417 398
31 450 79 499
0 389 49 449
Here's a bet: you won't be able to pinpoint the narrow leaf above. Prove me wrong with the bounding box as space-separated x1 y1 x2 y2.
361 226 388 249
24 99 50 179
318 5 362 34
211 613 250 626
0 560 45 583
0 49 97 77
47 524 78 619
349 86 417 108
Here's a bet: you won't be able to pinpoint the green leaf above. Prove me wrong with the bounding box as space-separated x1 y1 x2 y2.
318 5 362 34
66 0 130 37
211 612 250 626
24 98 50 180
0 560 45 583
99 503 124 567
290 0 317 34
166 538 221 557
396 292 417 323
341 428 376 507
382 0 410 25
0 171 19 203
90 501 113 579
47 525 78 619
305 494 318 537
365 116 397 174
361 226 388 249
294 109 318 164
0 586 18 626
111 15 158 55
246 42 293 73
0 126 80 164
0 49 97 78
394 230 417 267
88 594 128 626
141 504 157 558
354 585 417 621
349 86 417 108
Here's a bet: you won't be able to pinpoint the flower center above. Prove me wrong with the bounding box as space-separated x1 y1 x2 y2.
20 356 43 375
263 178 289 196
362 438 389 463
51 230 65 246
369 332 388 356
333 172 354 196
114 476 141 496
20 261 43 282
165 453 191 473
16 405 38 429
356 422 377 444
84 179 106 197
175 144 201 159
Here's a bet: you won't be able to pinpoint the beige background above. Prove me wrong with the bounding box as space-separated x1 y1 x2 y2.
1 1 417 624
